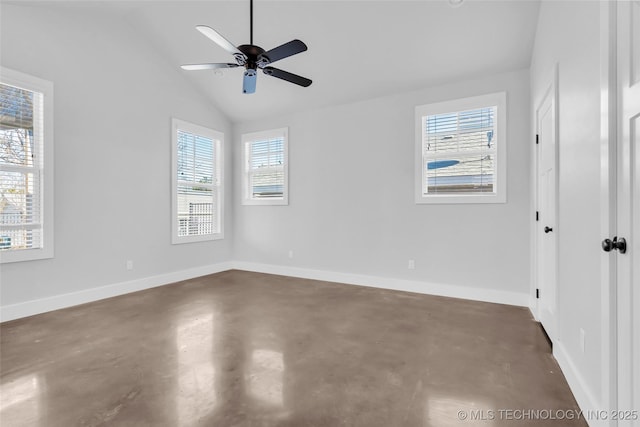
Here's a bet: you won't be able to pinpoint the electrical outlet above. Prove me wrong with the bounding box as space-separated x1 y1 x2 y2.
408 259 415 270
126 260 133 271
580 328 585 353
288 250 294 259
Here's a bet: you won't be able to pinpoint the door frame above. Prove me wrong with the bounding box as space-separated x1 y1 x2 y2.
533 65 560 342
614 0 640 419
599 0 618 421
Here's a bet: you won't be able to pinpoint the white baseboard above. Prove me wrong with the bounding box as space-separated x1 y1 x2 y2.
0 261 234 322
1 260 529 322
553 342 604 427
232 261 530 307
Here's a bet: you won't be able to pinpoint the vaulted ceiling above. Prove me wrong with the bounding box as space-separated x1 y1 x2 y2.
9 0 542 123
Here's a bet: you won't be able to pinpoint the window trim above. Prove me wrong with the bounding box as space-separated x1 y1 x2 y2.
414 92 507 204
171 118 224 244
0 67 54 263
241 127 289 206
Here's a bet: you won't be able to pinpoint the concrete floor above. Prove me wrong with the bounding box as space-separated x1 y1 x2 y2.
1 270 586 426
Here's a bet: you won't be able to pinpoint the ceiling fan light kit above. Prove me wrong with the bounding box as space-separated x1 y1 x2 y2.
181 0 311 94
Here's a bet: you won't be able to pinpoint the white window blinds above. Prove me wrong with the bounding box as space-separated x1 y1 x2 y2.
172 119 223 244
242 128 288 205
0 82 44 253
415 92 506 204
423 107 496 194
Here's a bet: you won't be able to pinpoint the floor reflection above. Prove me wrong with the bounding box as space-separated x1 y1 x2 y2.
176 312 216 425
247 349 284 408
0 374 41 427
427 395 496 426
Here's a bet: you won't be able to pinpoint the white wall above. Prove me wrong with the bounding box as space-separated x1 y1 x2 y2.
529 0 603 413
0 4 234 310
233 69 531 299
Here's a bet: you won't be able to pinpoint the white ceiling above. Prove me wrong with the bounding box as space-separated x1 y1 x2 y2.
19 0 542 123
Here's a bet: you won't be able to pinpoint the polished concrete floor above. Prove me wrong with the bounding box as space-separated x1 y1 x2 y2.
1 270 586 426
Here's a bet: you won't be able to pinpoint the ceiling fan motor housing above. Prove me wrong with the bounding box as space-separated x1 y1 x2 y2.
238 44 269 70
238 44 267 94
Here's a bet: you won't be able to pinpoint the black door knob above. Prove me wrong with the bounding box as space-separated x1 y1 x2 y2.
613 236 627 254
544 226 553 233
602 236 627 254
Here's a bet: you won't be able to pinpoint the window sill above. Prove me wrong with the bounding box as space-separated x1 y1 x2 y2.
172 233 224 245
415 193 506 204
1 247 54 264
242 198 289 206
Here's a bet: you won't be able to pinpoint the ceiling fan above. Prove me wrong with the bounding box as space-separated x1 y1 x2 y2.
181 0 312 94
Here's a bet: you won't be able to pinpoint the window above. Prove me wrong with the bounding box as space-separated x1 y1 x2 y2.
415 92 506 204
242 128 288 205
0 67 54 263
171 119 223 244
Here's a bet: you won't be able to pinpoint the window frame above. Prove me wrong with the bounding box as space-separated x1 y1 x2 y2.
0 67 54 263
171 118 224 244
414 92 507 204
241 127 289 206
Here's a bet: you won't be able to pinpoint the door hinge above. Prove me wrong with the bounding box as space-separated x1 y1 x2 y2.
536 134 539 145
536 211 539 221
536 289 540 299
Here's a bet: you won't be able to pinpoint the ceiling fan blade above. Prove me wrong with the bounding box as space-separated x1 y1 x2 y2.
259 40 307 65
243 69 257 94
263 67 312 87
196 25 245 58
181 63 239 71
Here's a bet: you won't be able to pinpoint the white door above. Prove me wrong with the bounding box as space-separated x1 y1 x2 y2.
536 82 558 342
617 1 640 422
